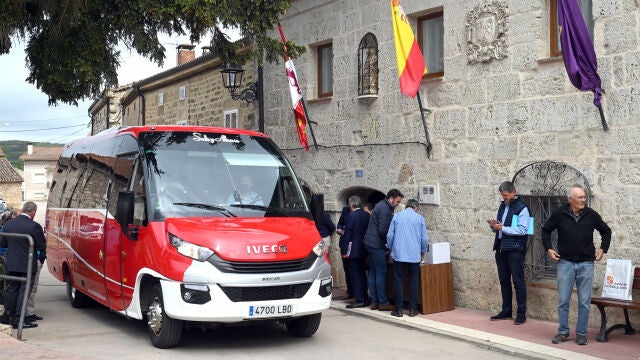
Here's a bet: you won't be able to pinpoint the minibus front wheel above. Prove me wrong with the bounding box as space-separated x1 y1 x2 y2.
145 283 183 348
285 313 322 337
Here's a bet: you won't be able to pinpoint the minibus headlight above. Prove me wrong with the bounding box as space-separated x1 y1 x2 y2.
312 240 327 257
168 233 214 261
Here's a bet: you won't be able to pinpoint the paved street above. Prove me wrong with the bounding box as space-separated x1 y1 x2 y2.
4 266 518 359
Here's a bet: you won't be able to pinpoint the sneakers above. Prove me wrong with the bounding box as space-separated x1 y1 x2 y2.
552 333 570 344
390 309 403 317
576 334 588 345
490 312 512 321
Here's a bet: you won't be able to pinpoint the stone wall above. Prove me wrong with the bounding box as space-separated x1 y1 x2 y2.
131 66 256 129
262 0 640 326
1 183 22 210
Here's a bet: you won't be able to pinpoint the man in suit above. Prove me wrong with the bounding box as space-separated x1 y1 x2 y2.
0 202 46 329
340 196 370 308
336 204 353 299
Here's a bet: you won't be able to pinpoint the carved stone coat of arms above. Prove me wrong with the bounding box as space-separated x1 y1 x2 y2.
465 1 509 63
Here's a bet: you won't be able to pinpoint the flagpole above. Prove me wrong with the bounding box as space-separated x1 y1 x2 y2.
300 98 319 151
416 90 433 158
596 105 609 131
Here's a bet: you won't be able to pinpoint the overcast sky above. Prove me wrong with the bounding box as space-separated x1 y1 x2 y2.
0 34 211 144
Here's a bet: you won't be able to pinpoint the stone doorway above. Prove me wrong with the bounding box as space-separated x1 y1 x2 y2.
330 186 385 288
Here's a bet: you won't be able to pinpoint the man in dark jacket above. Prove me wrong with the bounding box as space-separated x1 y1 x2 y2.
336 204 353 299
315 211 336 248
542 185 611 346
0 202 46 329
363 189 404 311
487 181 530 325
341 196 370 308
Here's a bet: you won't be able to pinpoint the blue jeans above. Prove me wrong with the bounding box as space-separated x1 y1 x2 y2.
366 247 390 305
495 250 527 316
557 259 594 336
393 261 420 310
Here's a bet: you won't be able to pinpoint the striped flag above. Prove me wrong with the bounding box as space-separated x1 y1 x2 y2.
390 0 427 98
278 24 310 151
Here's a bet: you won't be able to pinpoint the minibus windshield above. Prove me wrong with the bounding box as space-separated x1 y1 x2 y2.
140 131 311 220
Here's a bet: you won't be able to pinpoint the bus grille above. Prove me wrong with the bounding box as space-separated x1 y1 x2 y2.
218 283 313 302
208 253 317 274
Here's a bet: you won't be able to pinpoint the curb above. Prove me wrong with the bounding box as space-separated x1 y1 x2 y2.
330 301 603 360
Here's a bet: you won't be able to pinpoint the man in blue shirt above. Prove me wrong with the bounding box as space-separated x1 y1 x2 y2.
487 181 530 325
386 199 428 317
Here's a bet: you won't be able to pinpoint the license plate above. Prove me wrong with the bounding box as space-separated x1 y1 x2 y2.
249 304 293 318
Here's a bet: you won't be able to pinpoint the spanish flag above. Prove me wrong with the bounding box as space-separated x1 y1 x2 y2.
390 0 427 98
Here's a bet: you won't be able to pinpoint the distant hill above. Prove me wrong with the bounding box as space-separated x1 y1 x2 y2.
0 141 64 170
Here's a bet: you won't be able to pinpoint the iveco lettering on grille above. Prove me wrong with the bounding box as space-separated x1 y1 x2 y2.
247 244 288 254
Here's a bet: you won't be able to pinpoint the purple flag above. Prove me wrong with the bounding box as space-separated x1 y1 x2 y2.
557 0 602 107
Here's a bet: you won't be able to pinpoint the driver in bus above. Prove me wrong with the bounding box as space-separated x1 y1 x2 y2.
227 174 264 205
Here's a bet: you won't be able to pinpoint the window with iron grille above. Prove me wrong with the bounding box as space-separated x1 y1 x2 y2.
358 33 378 97
512 161 592 281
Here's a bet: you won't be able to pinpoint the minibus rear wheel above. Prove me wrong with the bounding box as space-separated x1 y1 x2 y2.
285 313 322 337
146 283 183 348
65 271 89 308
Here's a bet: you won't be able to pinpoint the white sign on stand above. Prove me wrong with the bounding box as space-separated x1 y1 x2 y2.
424 242 451 264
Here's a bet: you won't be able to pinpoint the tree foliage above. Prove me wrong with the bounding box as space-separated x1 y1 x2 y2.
0 0 305 106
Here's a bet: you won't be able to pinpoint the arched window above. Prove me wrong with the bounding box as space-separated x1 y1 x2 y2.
358 33 379 97
512 161 592 281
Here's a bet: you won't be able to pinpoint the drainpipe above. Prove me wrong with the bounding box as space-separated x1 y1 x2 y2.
106 97 110 129
89 110 94 135
135 85 146 125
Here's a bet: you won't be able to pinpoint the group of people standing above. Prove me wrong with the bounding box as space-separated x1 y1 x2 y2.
330 189 429 318
0 202 46 329
488 181 611 346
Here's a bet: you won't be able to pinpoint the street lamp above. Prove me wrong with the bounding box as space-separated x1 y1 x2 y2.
220 63 264 132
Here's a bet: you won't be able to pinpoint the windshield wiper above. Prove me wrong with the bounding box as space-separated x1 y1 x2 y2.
229 204 272 211
173 203 236 217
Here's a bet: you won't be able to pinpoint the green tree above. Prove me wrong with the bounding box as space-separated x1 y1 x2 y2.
0 0 305 106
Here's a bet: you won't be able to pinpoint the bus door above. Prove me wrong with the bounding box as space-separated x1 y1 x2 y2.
104 137 140 313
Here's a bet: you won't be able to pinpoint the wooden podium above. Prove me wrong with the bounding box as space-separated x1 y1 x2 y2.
385 262 455 315
419 262 454 314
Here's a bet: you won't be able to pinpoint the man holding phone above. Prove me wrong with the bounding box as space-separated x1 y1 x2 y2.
487 181 530 325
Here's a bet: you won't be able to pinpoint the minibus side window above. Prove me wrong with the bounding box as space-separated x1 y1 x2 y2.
66 153 88 208
107 155 135 219
131 160 146 226
51 148 73 208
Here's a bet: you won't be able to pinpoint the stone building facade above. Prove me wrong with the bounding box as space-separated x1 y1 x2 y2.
19 144 62 224
0 148 23 209
258 0 640 325
88 0 639 326
90 45 256 133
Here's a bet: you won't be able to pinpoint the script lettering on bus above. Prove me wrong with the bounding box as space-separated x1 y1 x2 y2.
192 132 240 144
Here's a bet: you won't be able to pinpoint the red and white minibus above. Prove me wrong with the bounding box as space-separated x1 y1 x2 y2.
46 125 332 348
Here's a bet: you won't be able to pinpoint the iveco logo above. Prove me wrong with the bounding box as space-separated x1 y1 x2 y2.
247 245 288 254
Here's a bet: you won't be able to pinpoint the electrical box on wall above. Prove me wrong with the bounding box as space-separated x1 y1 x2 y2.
418 184 439 205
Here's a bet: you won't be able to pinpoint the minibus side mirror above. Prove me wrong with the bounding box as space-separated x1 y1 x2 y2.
310 193 324 222
116 190 138 240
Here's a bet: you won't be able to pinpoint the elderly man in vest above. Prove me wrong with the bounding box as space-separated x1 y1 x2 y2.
487 181 530 325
